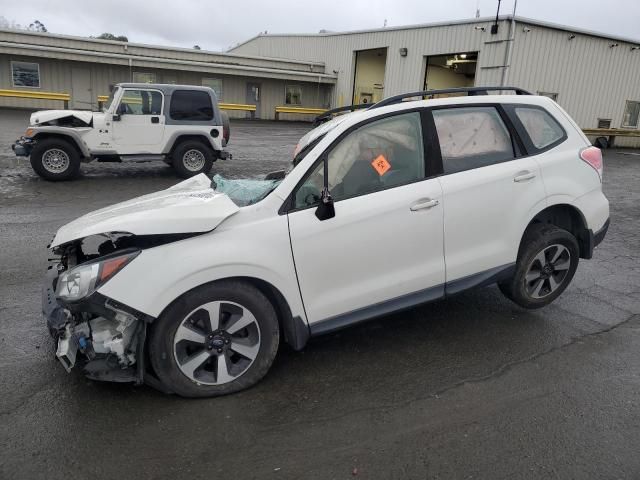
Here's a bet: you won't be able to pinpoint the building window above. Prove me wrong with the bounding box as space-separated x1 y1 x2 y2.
285 85 302 105
202 78 223 100
133 72 156 84
538 92 558 101
622 101 640 128
12 61 40 88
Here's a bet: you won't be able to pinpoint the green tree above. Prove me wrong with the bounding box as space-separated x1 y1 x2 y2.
96 33 128 42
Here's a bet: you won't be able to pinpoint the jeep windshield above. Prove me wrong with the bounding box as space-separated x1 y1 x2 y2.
102 87 120 112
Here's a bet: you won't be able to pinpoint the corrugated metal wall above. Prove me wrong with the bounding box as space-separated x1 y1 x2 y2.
232 19 640 145
0 54 331 120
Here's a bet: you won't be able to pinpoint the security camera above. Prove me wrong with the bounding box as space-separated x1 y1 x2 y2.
474 26 486 31
610 43 619 48
523 27 531 33
568 34 576 40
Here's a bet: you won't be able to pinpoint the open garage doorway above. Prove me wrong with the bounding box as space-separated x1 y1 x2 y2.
352 48 387 105
424 52 477 96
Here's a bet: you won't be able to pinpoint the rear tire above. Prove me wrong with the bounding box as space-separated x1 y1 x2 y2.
30 138 81 181
499 224 579 309
171 140 214 178
148 280 280 398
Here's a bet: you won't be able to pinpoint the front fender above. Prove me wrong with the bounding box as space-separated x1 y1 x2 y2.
96 209 307 326
31 126 91 157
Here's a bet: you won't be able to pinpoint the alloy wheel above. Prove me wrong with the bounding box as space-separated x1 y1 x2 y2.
173 301 261 385
524 243 571 299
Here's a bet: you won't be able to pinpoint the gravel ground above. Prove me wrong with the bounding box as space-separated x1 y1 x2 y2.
1 108 639 480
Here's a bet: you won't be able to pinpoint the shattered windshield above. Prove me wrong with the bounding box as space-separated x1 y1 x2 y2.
212 174 282 207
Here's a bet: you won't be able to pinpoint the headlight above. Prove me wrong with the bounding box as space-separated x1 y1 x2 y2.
56 251 139 301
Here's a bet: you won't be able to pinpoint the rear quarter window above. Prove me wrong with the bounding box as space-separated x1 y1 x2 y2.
432 106 515 174
514 107 565 150
170 90 213 121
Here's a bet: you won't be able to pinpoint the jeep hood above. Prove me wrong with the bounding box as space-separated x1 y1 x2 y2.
51 174 240 248
30 110 93 126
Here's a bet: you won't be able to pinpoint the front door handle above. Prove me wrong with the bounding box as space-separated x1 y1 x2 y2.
151 116 159 124
410 198 439 211
514 171 536 182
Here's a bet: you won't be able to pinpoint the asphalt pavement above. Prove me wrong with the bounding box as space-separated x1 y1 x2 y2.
1 108 639 480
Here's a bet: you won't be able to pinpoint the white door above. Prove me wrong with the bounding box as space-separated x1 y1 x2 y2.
111 88 165 153
287 111 445 327
432 105 547 283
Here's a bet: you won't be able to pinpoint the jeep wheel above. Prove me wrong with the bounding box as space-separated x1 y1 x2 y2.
30 138 81 181
499 224 579 309
172 141 214 178
148 280 280 398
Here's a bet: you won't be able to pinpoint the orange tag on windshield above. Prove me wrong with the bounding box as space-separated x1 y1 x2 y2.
371 154 391 176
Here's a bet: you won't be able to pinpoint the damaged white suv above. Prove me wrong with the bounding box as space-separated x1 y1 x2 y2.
12 83 230 180
43 87 609 397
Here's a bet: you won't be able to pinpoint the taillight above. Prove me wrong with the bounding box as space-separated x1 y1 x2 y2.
580 146 603 181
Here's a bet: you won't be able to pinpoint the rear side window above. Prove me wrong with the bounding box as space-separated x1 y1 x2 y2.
170 90 213 121
432 107 515 174
515 107 565 149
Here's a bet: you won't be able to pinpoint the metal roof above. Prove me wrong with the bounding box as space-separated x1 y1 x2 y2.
232 15 640 51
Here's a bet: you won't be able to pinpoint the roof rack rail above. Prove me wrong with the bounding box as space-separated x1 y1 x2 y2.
369 86 533 110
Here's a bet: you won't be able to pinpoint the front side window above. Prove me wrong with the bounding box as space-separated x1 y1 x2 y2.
433 106 514 174
515 107 565 150
12 61 40 87
286 85 302 105
622 100 640 128
294 112 425 209
119 90 163 115
170 90 213 121
133 72 156 84
202 78 223 100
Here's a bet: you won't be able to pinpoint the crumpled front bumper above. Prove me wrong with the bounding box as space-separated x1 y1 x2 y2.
42 265 150 383
12 136 35 157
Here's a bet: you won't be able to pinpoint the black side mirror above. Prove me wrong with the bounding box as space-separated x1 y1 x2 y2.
315 187 335 221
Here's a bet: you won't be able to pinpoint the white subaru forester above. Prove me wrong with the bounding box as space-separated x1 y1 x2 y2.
43 87 609 397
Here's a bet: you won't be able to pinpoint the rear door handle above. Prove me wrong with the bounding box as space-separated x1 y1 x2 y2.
514 171 536 182
410 198 439 211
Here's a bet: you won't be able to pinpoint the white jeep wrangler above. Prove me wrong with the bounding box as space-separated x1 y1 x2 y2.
12 83 230 180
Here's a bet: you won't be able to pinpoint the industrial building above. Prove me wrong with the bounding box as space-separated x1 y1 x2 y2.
0 16 639 144
0 28 335 120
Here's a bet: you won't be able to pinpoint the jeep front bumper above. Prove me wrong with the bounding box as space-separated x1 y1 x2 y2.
12 136 35 157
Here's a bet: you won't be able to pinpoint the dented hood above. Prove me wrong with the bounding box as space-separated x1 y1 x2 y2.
51 175 240 248
30 110 94 126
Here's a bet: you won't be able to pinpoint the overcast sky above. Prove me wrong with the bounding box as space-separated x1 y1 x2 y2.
2 0 638 51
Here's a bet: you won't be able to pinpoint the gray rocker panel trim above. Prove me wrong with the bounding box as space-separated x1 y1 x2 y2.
308 263 515 338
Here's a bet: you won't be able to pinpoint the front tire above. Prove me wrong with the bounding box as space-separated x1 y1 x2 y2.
171 140 214 178
148 280 280 398
499 224 579 309
30 138 81 181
